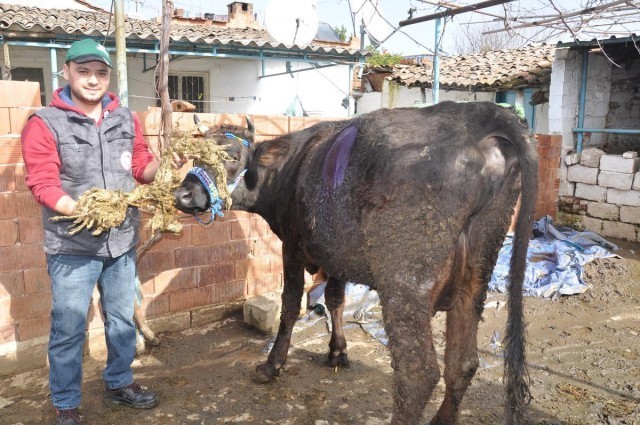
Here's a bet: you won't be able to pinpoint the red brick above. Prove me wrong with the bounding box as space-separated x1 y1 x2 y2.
169 286 212 312
0 219 18 246
14 164 27 192
0 137 23 165
137 249 175 281
0 192 41 219
217 210 253 221
198 262 235 285
271 254 284 274
252 115 289 136
9 107 37 134
214 113 245 128
252 235 282 257
189 220 230 245
235 256 271 280
0 323 17 344
0 164 16 192
209 280 245 304
246 273 282 297
141 293 170 317
0 243 45 272
8 292 51 321
230 218 253 240
0 108 9 135
146 226 191 251
18 216 43 244
251 216 271 238
139 277 154 296
136 108 161 136
174 239 250 268
18 315 50 341
23 268 50 294
0 270 25 299
153 267 199 294
0 81 42 108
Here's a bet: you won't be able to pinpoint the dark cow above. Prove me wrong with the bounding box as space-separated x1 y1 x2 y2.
174 101 538 425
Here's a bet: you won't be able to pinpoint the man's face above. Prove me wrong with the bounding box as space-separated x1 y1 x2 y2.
63 61 111 105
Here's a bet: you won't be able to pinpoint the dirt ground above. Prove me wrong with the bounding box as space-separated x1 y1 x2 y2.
1 238 639 425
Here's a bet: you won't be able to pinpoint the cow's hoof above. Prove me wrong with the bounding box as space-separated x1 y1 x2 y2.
253 363 279 384
328 352 350 368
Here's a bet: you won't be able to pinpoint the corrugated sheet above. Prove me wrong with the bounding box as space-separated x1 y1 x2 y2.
0 3 362 56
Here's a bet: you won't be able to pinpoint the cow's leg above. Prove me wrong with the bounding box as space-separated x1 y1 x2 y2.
430 274 485 425
254 246 305 383
377 279 440 425
324 276 349 367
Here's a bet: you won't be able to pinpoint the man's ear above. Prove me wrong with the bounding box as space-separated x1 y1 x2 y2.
62 63 70 81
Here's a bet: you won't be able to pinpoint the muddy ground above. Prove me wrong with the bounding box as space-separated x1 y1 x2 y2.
1 238 639 425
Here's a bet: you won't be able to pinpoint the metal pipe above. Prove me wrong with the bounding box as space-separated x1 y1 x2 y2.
50 47 59 91
399 0 513 26
433 17 442 104
114 0 129 106
573 128 640 134
576 49 588 153
348 64 353 115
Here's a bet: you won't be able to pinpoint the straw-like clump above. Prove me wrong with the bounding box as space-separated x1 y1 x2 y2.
53 132 232 236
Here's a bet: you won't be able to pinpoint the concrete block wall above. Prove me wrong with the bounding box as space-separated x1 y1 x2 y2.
559 147 640 242
0 80 337 375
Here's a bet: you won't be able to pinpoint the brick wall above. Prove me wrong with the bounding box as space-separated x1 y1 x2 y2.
558 148 640 242
0 80 338 375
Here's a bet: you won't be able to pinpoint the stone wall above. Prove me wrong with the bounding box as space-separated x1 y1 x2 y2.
559 147 640 241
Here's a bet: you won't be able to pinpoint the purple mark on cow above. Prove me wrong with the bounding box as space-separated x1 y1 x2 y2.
322 123 358 195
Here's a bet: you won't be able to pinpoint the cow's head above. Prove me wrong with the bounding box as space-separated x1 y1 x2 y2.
173 115 255 216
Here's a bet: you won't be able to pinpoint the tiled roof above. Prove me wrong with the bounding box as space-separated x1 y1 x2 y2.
390 44 555 90
0 3 362 57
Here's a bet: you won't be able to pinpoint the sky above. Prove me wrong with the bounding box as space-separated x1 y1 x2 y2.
87 0 640 56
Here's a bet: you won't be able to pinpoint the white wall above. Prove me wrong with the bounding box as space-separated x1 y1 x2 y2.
549 48 612 152
1 46 352 118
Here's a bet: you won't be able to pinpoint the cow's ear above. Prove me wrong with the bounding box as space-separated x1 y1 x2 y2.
256 139 289 168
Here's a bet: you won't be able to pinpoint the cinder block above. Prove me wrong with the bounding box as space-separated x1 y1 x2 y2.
579 148 604 168
620 206 640 225
623 151 638 159
243 289 307 334
600 154 640 174
607 188 640 207
567 165 598 184
574 183 607 202
597 170 633 190
0 219 18 247
0 81 42 108
564 153 581 166
601 221 637 241
586 202 619 220
633 172 640 191
581 216 603 233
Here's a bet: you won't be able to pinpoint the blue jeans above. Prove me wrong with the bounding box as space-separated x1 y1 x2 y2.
47 248 137 410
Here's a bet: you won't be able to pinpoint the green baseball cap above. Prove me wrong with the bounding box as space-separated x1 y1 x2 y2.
66 39 113 68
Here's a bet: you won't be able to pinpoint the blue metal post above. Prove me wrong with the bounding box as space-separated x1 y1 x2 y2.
50 47 59 91
432 17 442 104
576 49 589 153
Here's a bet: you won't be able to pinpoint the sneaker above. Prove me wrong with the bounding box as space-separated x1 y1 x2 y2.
55 408 81 425
104 381 158 409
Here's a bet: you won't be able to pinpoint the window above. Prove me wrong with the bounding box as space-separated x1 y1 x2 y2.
167 73 207 113
7 67 46 105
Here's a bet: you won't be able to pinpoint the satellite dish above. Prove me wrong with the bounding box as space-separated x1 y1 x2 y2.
264 0 319 47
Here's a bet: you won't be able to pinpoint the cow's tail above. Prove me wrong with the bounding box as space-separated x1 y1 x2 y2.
504 132 537 425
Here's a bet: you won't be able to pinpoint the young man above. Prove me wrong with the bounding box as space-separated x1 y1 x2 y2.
21 38 173 425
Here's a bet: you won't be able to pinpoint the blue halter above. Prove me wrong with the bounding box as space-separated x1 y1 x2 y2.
187 131 251 224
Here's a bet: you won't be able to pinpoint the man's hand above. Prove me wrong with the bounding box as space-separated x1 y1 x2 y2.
170 152 189 169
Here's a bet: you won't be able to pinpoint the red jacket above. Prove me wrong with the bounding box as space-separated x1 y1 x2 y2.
21 88 155 211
